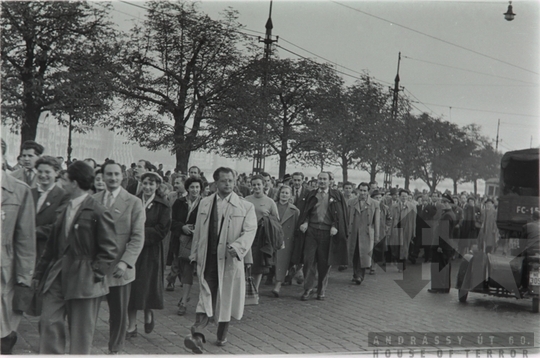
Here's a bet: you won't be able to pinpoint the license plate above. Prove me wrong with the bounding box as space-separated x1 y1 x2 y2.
530 269 540 286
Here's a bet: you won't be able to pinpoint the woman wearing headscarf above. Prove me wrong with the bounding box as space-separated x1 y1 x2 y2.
126 172 171 337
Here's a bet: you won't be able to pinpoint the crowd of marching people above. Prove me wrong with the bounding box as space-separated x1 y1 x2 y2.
2 139 505 354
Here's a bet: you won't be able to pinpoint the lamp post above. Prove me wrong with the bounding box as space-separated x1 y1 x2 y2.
252 1 278 174
504 1 515 21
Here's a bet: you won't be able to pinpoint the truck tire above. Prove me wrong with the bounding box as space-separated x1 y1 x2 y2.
533 297 539 313
458 289 468 302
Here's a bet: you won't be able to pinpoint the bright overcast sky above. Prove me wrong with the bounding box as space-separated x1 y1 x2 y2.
112 0 540 154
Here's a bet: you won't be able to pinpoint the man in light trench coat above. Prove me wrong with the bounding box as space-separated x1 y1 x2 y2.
184 167 257 353
1 139 36 354
347 182 380 284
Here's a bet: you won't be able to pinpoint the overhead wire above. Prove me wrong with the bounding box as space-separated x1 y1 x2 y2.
331 1 539 76
402 55 538 85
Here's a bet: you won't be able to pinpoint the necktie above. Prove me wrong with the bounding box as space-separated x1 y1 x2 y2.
295 189 299 202
25 169 33 186
106 192 114 208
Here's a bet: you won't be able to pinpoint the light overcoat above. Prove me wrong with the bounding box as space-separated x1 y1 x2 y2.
1 172 36 336
190 192 257 322
347 196 380 268
93 188 145 287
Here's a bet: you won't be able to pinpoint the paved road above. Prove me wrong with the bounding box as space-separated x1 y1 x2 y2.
14 259 540 355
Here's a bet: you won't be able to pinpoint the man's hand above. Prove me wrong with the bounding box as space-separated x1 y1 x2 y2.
113 261 128 278
330 226 338 236
227 244 240 260
299 222 308 233
182 225 193 235
437 247 443 253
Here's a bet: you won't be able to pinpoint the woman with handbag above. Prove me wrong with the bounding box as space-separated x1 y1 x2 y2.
171 177 203 316
244 175 279 292
126 172 171 337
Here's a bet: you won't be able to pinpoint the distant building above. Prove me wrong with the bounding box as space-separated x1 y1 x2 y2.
2 112 134 166
485 178 499 197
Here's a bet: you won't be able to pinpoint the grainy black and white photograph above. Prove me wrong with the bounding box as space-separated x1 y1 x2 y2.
1 0 539 356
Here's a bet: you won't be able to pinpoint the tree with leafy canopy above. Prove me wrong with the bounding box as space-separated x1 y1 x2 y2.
213 58 342 178
1 1 116 147
110 0 252 172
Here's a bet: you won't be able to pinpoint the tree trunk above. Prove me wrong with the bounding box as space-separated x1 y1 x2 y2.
370 162 377 183
453 179 458 195
175 148 190 173
473 179 477 195
278 151 287 179
404 176 410 190
341 155 348 182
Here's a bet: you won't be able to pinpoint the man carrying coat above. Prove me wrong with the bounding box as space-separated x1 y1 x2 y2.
1 139 36 355
93 160 144 354
33 161 117 354
184 167 257 353
347 182 380 284
298 171 348 301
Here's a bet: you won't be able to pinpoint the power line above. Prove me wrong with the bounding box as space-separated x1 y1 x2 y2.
402 55 538 85
412 101 539 118
404 88 436 115
331 1 539 76
276 44 366 82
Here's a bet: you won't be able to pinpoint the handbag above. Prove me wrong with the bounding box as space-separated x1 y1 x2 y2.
244 266 259 306
178 233 193 259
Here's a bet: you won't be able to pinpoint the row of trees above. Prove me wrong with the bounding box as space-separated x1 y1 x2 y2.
1 1 501 193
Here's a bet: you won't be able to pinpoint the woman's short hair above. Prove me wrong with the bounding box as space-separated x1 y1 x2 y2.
35 155 61 171
275 184 293 203
184 177 204 191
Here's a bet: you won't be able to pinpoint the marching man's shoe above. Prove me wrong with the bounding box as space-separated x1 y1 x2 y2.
216 338 228 347
300 289 313 301
184 332 206 354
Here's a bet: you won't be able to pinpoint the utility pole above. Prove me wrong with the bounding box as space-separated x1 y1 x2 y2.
385 52 403 189
252 1 278 174
530 136 533 148
495 118 500 151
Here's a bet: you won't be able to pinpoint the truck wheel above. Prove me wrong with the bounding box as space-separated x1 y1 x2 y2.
458 289 468 302
533 297 539 313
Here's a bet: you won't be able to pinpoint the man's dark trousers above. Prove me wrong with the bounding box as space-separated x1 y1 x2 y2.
303 227 331 295
106 283 131 352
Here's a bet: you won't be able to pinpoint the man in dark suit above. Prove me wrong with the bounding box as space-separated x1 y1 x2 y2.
33 161 117 354
32 156 70 261
287 172 310 284
10 140 44 189
93 160 144 354
261 172 277 200
298 171 348 301
409 193 437 264
126 159 151 196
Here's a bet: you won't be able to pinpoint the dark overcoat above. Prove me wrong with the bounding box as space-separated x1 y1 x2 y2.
292 188 349 266
32 185 70 258
129 194 171 310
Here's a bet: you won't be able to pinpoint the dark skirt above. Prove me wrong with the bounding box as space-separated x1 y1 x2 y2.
178 258 194 285
128 242 164 310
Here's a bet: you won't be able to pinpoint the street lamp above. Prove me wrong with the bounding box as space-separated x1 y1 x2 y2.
504 1 515 21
